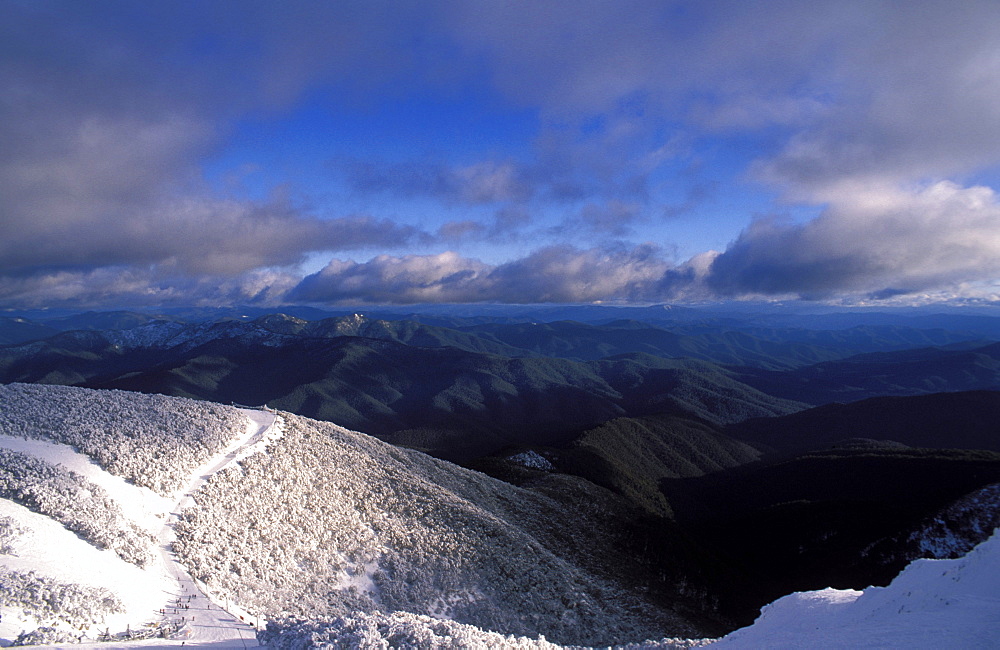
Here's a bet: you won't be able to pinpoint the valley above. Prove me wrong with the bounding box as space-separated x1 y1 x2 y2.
1 304 999 647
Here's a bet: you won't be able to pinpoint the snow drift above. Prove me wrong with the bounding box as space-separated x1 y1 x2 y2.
709 528 1000 648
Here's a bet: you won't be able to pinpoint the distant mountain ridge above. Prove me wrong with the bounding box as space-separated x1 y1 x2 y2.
737 342 1000 404
2 308 992 364
728 390 1000 455
8 310 1000 463
0 316 808 460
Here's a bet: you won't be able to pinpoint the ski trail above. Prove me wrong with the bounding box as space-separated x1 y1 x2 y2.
148 408 279 648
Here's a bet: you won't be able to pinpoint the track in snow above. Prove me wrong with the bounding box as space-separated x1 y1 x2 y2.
143 408 278 648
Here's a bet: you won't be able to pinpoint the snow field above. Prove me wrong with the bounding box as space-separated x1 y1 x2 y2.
0 386 279 646
0 499 175 645
0 383 249 495
0 434 173 534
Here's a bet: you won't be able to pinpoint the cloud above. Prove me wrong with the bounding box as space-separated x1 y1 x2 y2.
487 244 675 303
707 182 1000 299
291 252 492 304
341 159 533 205
338 99 686 215
6 1 1000 308
0 266 301 309
0 2 431 287
0 189 422 277
290 244 689 304
449 1 1000 211
437 221 487 242
754 2 1000 198
576 201 644 237
662 180 719 219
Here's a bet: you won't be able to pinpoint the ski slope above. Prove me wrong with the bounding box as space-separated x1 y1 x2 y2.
0 404 280 647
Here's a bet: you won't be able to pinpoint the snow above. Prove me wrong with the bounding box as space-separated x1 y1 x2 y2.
0 398 279 647
0 499 174 645
2 384 999 648
107 320 293 352
507 450 555 471
708 528 1000 648
0 435 171 534
910 483 1000 558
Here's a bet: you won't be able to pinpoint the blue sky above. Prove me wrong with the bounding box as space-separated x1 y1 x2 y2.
4 0 1000 308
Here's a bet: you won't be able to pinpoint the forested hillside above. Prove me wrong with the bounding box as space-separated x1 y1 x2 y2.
728 390 1000 455
0 384 705 646
0 327 804 460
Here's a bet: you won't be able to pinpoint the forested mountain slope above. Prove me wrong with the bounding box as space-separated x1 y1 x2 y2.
737 343 1000 405
174 409 705 646
0 317 58 345
457 320 840 368
564 415 760 518
1 377 1000 646
0 330 803 461
0 383 703 646
478 414 761 518
662 446 1000 624
728 390 1000 455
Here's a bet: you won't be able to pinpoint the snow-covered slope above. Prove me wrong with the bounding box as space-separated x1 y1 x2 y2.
0 383 273 646
0 383 693 647
880 482 1000 562
3 382 997 649
707 528 1000 648
0 383 248 494
171 410 691 646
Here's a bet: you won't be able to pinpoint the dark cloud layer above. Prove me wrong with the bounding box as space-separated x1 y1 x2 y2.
4 1 1000 307
0 194 420 277
0 2 429 290
0 267 301 309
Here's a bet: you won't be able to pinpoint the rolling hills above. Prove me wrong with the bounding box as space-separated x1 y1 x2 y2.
736 343 1000 405
728 390 1000 455
0 318 806 460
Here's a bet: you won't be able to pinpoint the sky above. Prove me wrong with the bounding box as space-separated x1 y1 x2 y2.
4 0 1000 309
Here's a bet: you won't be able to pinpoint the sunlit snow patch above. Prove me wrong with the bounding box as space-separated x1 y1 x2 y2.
0 434 173 533
710 527 1000 648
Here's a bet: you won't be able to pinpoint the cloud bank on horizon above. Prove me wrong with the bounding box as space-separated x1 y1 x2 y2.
4 0 1000 308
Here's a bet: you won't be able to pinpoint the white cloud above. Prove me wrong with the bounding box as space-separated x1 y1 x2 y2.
708 181 1000 298
291 245 688 304
292 252 492 304
0 267 302 309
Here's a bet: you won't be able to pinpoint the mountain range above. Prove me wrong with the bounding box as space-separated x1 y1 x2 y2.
2 304 1000 646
